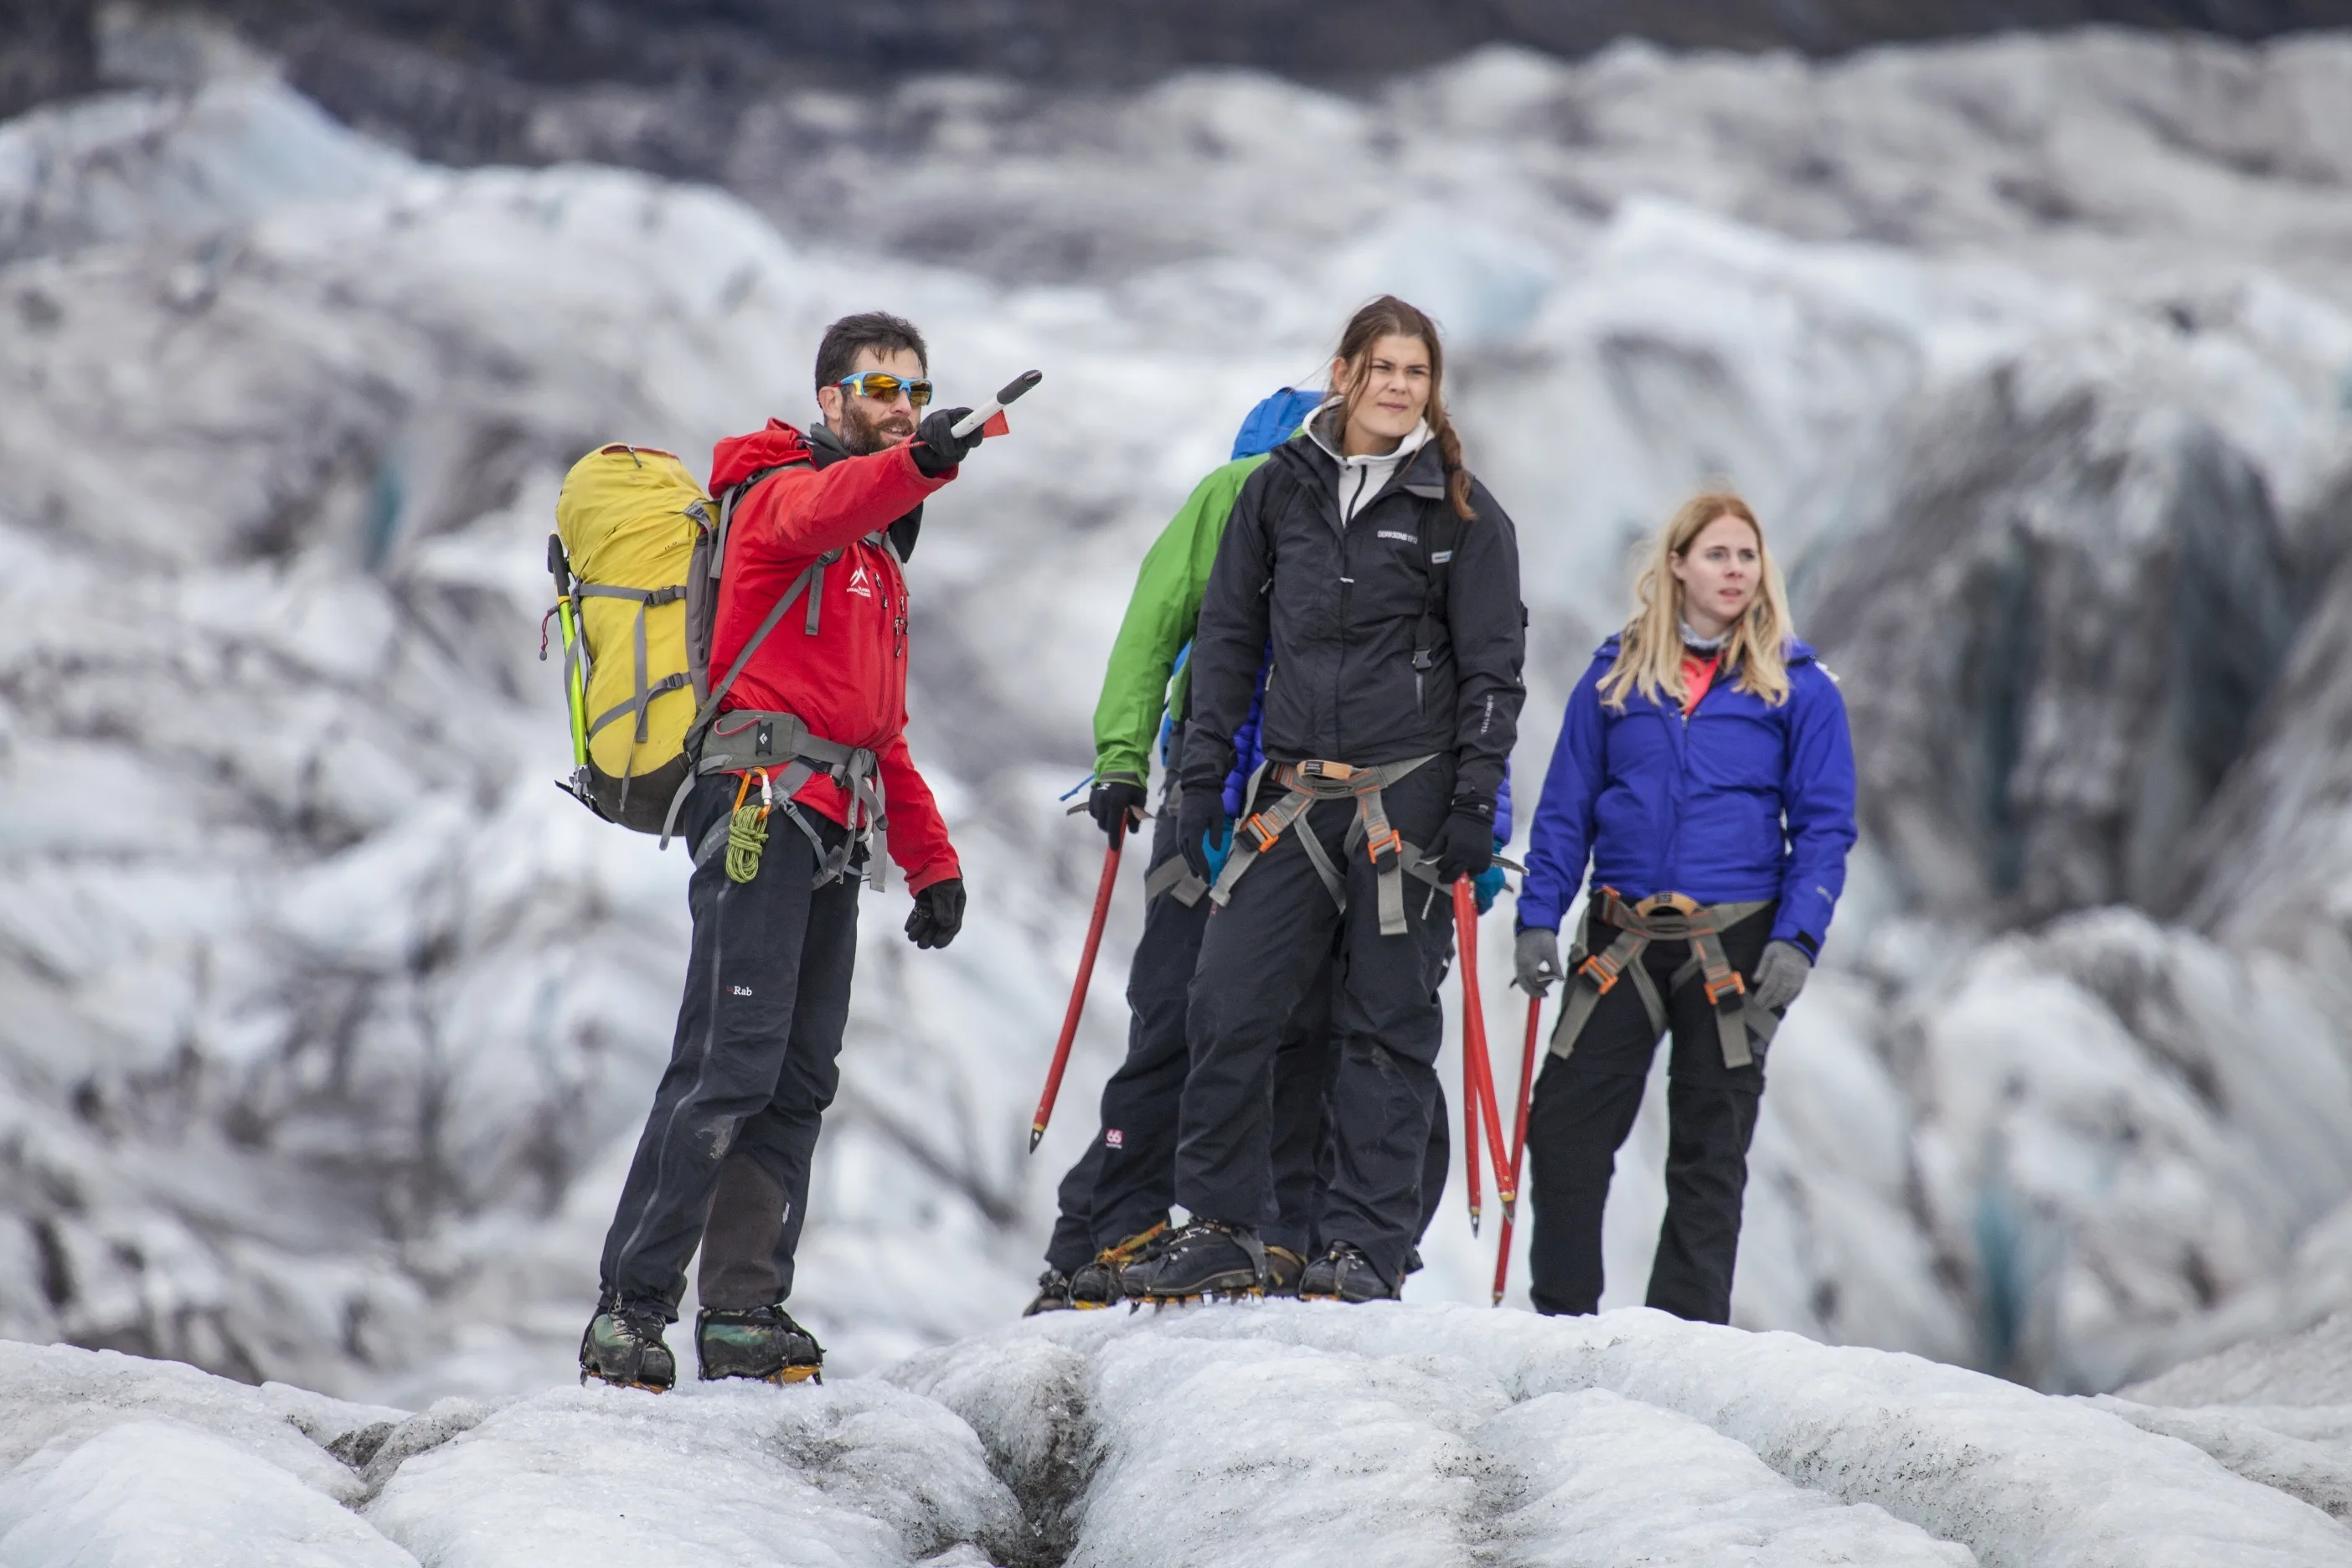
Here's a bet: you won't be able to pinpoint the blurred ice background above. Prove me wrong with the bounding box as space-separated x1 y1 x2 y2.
1 6 2350 1406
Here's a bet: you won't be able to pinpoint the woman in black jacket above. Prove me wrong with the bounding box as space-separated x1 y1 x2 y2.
1126 295 1527 1303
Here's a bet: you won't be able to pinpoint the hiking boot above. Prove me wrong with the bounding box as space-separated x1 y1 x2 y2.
1072 1222 1170 1309
1068 1259 1122 1308
1024 1269 1075 1317
1264 1245 1308 1297
580 1304 677 1390
1298 1242 1397 1303
696 1304 824 1384
1122 1220 1266 1302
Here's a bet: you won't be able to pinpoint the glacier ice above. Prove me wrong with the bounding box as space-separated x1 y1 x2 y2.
0 23 2349 1410
7 1309 2352 1564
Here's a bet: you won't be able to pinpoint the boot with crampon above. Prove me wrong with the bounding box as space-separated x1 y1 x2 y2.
1264 1245 1308 1297
580 1304 677 1391
1071 1222 1169 1308
1024 1269 1075 1316
1298 1241 1397 1303
1122 1220 1266 1303
696 1304 823 1384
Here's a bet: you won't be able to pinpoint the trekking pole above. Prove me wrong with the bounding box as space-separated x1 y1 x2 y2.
1451 877 1515 1230
952 369 1044 440
1491 993 1543 1306
1031 814 1123 1153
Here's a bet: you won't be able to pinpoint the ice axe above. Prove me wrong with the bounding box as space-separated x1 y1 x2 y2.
1452 876 1514 1234
952 369 1043 441
1491 993 1543 1307
1030 812 1122 1153
544 534 591 802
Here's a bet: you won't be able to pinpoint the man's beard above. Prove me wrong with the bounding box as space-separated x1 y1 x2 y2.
838 400 916 456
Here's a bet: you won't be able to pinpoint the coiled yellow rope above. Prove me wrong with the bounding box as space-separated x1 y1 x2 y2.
725 770 771 884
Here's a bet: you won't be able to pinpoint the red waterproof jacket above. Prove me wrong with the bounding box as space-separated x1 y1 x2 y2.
708 419 961 894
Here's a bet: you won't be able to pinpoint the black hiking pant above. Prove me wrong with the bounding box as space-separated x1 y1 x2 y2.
1179 761 1455 1287
1044 789 1349 1274
1047 946 1450 1270
1524 903 1774 1323
599 775 859 1316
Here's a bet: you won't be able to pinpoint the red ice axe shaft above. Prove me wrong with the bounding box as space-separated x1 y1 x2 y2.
1452 876 1514 1230
1492 993 1543 1306
1031 816 1122 1153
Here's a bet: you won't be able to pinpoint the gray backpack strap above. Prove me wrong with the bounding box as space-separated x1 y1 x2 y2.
657 569 816 851
576 583 689 745
801 548 843 637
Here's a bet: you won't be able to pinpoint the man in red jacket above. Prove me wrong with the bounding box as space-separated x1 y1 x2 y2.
583 312 984 1390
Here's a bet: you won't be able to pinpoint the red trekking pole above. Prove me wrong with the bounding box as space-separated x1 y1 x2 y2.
1452 876 1514 1232
1030 817 1124 1153
1492 993 1543 1305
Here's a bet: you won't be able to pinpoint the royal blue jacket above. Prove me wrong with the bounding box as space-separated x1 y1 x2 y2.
1518 636 1856 950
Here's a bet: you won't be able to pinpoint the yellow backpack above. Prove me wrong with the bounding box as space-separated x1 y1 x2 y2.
549 445 713 833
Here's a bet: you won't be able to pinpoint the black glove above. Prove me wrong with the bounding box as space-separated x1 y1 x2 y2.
910 408 982 477
1178 783 1230 885
1427 804 1495 884
905 878 966 949
1087 776 1149 842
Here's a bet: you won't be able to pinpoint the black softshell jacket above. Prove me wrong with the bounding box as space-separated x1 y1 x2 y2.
1183 430 1526 812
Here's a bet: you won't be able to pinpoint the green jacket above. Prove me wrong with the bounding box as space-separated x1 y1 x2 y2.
1092 452 1271 785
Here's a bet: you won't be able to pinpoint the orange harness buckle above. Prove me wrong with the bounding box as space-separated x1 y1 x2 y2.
1244 812 1284 853
1577 952 1625 995
1365 827 1402 864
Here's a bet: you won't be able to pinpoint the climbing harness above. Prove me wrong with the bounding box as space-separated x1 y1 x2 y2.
685 709 886 890
1209 755 1438 936
1550 889 1777 1069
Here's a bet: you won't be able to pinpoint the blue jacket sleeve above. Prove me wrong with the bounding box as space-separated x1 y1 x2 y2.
1516 659 1608 932
1772 664 1859 947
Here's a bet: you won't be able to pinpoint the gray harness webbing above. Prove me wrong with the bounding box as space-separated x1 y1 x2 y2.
1210 755 1436 936
687 710 886 890
1137 776 1210 907
1143 854 1209 907
1551 889 1777 1068
575 582 690 745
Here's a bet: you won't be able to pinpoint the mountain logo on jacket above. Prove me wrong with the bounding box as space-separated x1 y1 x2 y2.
847 564 874 599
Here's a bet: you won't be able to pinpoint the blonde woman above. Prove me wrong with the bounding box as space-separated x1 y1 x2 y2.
1514 493 1854 1323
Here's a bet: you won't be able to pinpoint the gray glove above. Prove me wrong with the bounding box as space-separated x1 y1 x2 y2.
1514 926 1563 997
1751 941 1813 1013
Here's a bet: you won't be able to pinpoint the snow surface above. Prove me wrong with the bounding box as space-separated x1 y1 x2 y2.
8 1310 2352 1565
0 22 2350 1411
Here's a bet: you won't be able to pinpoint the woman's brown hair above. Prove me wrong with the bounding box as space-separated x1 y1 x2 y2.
1328 295 1474 521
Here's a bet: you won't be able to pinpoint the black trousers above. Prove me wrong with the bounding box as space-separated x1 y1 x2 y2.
1179 761 1455 1287
1524 904 1773 1323
1044 791 1356 1273
599 775 859 1315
